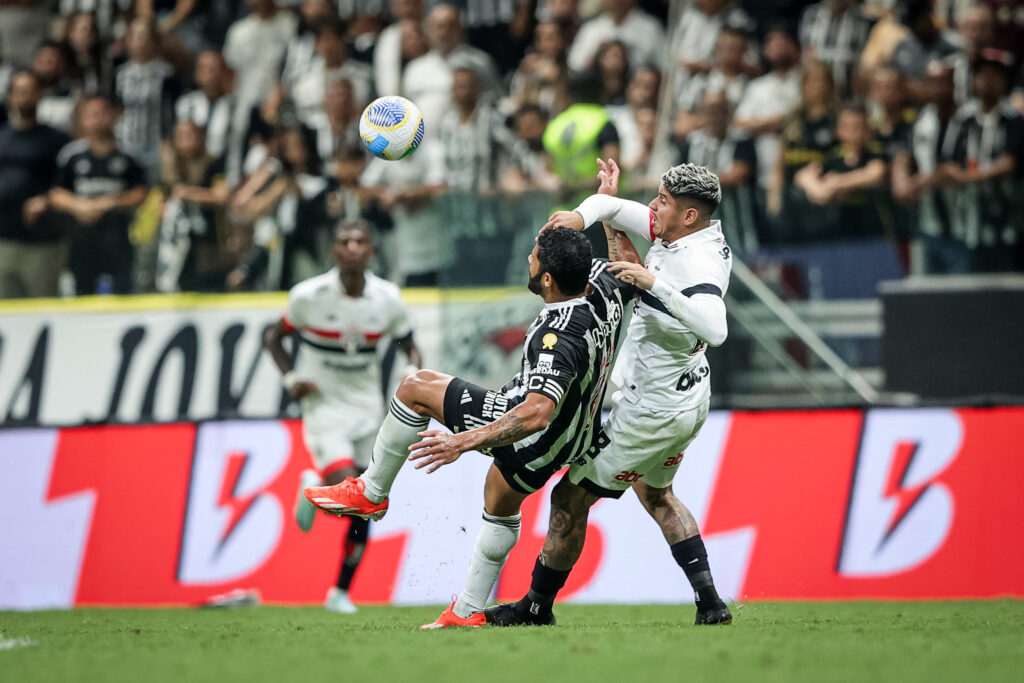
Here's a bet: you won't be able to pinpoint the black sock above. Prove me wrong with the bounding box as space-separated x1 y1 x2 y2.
515 556 570 619
337 518 370 591
670 535 723 609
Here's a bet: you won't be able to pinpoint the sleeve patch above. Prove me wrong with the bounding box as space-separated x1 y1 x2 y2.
681 283 723 298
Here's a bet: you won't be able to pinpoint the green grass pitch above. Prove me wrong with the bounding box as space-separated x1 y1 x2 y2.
2 602 1022 683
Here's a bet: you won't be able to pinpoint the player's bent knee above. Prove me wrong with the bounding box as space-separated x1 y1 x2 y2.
633 481 675 513
395 370 449 411
550 476 596 521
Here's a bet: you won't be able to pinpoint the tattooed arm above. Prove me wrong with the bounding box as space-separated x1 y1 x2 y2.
604 223 643 265
408 393 556 473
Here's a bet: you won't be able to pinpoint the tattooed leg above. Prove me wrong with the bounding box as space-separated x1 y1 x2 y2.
632 480 700 544
539 476 601 571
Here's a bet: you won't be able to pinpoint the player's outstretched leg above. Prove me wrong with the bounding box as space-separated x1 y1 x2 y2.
632 480 732 625
326 517 368 613
422 465 527 629
305 371 451 519
485 476 598 627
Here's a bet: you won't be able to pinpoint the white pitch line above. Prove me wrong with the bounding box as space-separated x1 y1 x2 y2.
0 635 35 651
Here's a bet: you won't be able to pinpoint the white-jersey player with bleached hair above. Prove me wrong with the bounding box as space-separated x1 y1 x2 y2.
485 160 734 628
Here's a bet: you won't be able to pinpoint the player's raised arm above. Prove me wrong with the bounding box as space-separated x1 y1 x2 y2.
607 261 729 347
592 159 643 265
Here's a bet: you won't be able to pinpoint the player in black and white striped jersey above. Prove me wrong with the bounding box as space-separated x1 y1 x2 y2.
305 226 635 628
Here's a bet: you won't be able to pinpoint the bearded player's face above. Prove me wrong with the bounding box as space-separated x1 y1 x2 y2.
527 244 544 295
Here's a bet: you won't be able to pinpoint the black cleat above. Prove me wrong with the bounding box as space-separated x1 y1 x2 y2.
483 602 556 627
695 603 733 625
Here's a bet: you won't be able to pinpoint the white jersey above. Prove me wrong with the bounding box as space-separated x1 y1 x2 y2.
576 195 732 411
284 268 412 437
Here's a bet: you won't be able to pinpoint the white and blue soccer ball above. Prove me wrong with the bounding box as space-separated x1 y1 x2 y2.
359 96 425 161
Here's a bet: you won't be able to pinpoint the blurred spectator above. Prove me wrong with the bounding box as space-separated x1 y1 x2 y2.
567 0 665 73
795 103 889 241
974 0 1024 63
542 74 620 190
438 66 525 192
607 65 659 172
734 24 802 193
156 119 233 291
671 0 754 79
223 0 298 109
891 61 966 274
949 4 995 104
114 18 181 174
51 95 148 294
540 0 580 46
503 104 562 191
674 25 751 140
463 0 533 75
230 125 342 288
292 17 373 125
307 77 364 176
0 71 71 299
799 0 874 96
594 40 628 105
891 0 959 90
677 91 760 252
867 66 916 156
65 11 114 98
0 1 53 67
57 0 132 44
359 140 447 285
373 0 424 96
506 20 570 116
136 0 208 57
401 4 500 135
33 40 77 134
281 0 336 96
941 50 1023 272
175 50 255 187
771 59 838 241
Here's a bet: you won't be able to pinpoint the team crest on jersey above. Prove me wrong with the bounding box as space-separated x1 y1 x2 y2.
535 353 555 374
542 333 558 349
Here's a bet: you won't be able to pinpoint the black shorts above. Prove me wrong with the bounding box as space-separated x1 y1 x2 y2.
442 377 555 495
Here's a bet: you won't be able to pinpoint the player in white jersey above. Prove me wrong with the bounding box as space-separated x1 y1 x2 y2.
486 160 734 627
264 219 421 614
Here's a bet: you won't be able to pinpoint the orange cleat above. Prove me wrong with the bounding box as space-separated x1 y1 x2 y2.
420 602 486 630
304 477 389 521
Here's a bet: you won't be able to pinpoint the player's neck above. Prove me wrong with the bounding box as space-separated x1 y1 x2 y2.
660 222 709 243
338 270 366 297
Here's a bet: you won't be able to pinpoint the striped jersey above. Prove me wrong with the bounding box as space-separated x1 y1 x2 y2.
496 259 634 477
283 268 412 437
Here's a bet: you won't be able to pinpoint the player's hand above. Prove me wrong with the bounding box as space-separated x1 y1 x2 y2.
541 210 584 232
289 381 320 399
608 261 655 291
408 429 466 473
596 158 620 196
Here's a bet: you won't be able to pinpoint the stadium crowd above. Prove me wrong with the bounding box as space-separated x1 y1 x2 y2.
0 0 1021 298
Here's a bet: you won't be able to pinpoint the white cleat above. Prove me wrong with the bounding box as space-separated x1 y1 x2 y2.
325 587 358 614
295 469 322 532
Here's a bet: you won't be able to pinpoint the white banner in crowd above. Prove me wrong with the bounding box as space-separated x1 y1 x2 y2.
0 291 540 427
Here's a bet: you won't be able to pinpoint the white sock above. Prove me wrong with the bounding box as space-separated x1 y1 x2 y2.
453 511 521 618
361 397 428 503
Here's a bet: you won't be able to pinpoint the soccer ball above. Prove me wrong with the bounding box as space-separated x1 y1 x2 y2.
359 96 425 161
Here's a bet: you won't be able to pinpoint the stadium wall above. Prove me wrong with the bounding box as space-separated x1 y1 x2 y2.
2 407 1022 609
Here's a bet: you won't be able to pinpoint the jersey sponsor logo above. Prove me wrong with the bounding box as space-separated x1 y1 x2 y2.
480 390 510 421
534 353 559 376
614 470 643 483
676 365 709 392
541 333 558 349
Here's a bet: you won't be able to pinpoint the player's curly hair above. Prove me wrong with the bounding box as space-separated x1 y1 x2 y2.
537 227 592 296
661 163 722 214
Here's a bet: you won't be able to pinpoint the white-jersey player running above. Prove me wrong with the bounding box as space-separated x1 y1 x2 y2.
264 219 421 614
485 160 733 627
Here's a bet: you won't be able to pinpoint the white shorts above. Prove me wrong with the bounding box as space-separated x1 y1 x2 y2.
302 422 378 477
568 394 709 498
